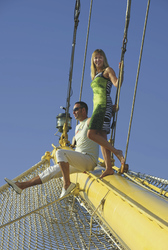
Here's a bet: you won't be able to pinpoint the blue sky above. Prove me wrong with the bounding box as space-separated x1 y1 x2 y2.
0 0 168 187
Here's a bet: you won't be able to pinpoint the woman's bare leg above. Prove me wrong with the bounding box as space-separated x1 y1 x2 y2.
100 146 114 178
87 129 125 164
99 132 114 178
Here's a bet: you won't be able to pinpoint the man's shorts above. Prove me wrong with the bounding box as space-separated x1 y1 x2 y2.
39 149 96 183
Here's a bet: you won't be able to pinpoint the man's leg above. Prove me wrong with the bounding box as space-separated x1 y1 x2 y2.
58 162 70 189
16 176 42 190
4 175 42 194
5 164 63 193
58 161 76 198
56 149 96 196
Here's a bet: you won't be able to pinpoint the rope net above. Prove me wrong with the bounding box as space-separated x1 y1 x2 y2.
0 160 123 250
125 170 168 198
1 159 168 249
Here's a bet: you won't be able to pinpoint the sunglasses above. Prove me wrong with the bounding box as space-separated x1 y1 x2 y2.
73 107 83 112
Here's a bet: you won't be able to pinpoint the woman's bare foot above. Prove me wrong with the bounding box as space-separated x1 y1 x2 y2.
115 150 125 164
99 168 114 179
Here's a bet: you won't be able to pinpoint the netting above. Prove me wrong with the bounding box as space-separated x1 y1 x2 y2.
1 158 168 250
0 160 124 250
123 169 168 198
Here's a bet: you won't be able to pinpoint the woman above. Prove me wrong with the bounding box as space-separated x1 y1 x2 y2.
87 49 127 178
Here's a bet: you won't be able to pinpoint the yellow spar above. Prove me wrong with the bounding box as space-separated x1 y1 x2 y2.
70 169 168 249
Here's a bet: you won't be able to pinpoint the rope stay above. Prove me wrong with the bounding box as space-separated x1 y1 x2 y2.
110 0 132 148
79 0 93 101
65 0 80 124
125 0 151 162
117 0 132 108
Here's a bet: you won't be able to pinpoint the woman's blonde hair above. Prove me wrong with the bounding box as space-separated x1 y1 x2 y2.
90 49 109 80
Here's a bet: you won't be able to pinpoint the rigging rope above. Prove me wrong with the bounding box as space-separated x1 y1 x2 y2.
65 0 80 124
79 0 93 101
110 0 131 148
125 0 151 162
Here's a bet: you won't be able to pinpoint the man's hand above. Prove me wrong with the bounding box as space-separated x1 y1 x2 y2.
70 136 76 148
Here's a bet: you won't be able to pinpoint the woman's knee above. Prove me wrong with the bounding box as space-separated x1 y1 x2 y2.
87 129 93 139
87 129 100 140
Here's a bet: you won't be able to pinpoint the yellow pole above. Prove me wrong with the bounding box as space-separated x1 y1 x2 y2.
70 172 168 249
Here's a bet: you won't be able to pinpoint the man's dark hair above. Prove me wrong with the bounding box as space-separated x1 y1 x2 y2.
75 101 88 114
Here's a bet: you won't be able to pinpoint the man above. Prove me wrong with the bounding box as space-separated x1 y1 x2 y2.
5 101 99 198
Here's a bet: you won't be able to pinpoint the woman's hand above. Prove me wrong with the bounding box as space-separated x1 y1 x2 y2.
103 67 118 87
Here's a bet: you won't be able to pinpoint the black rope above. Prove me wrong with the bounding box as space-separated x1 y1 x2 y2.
65 0 80 123
76 0 93 127
79 0 93 101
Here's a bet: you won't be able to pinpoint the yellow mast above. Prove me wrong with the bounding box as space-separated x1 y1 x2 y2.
70 169 168 249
